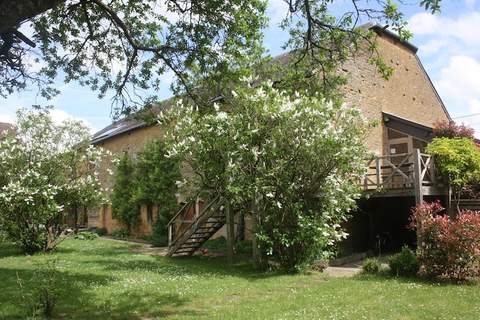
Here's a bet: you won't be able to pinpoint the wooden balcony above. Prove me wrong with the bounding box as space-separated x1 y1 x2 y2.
363 149 447 203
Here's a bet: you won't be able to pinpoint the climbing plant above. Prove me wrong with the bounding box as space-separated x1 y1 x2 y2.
134 139 181 245
111 152 138 233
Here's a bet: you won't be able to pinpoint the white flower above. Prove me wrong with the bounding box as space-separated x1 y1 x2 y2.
266 192 274 198
216 112 228 120
276 201 282 208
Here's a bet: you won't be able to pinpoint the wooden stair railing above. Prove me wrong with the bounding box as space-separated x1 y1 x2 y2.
166 195 225 257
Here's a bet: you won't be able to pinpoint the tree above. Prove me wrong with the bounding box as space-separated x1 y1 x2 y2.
134 139 180 244
1 0 444 116
161 79 369 272
432 120 475 139
426 137 480 211
111 152 138 233
1 0 267 117
0 108 110 253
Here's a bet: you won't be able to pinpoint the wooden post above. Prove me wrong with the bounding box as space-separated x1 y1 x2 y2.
375 157 381 187
413 149 423 205
447 185 453 216
226 202 235 264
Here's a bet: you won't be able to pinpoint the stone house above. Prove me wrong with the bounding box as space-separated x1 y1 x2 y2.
88 24 450 254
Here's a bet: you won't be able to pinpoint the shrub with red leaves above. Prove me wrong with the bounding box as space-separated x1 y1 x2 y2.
410 201 480 281
432 120 475 139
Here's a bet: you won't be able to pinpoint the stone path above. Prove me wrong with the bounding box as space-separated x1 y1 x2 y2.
324 266 362 277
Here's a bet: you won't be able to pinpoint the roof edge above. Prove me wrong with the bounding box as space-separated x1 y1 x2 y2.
414 55 452 121
366 24 418 54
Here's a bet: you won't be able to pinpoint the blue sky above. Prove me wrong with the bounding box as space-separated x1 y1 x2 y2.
1 0 480 133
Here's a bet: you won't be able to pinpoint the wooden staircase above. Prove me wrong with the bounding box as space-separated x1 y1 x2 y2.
166 196 225 257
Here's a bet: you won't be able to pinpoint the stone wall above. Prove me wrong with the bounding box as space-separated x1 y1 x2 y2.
341 34 449 156
87 125 164 234
88 32 450 238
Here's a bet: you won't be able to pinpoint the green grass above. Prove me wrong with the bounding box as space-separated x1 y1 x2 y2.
1 238 479 319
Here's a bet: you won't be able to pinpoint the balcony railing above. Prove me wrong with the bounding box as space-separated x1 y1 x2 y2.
363 149 441 202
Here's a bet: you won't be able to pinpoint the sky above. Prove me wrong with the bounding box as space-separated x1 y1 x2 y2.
1 1 480 134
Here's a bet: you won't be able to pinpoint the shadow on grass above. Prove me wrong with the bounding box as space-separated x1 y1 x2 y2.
0 265 197 319
0 242 23 258
354 270 479 286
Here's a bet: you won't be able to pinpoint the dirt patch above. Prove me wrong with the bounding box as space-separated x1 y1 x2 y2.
102 237 168 256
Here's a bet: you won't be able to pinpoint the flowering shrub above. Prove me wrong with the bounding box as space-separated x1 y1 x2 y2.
160 78 369 272
0 108 111 253
410 201 480 280
432 120 475 139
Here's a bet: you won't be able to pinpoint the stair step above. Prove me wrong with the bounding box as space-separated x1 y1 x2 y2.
179 246 202 250
174 248 196 253
184 240 204 244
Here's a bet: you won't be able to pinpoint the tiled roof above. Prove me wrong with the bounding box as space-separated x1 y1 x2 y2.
91 102 171 144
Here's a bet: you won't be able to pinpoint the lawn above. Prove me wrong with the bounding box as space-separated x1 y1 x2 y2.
1 238 479 319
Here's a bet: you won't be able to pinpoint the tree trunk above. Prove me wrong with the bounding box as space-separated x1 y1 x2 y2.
73 203 79 234
0 0 65 33
226 202 235 264
236 212 245 242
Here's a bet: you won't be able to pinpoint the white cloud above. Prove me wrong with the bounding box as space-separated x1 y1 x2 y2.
267 0 289 26
436 55 480 99
409 11 480 53
0 114 14 124
408 10 480 135
0 103 94 133
408 12 440 35
434 55 480 133
48 108 94 131
418 39 449 56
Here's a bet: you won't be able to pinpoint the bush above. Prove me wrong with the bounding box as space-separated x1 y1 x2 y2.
426 138 480 203
410 202 480 281
388 246 419 277
73 231 99 240
362 258 380 274
91 227 107 236
111 229 129 239
432 120 475 139
150 211 171 247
